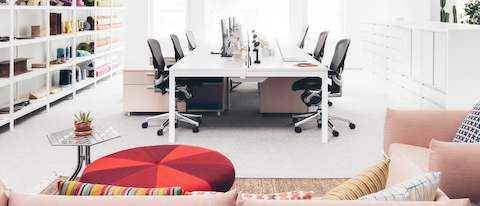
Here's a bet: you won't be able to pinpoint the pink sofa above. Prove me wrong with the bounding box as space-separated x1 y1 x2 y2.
0 109 472 206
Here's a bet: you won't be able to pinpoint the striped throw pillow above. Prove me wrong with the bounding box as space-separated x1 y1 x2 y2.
359 172 440 201
322 159 390 200
58 181 183 196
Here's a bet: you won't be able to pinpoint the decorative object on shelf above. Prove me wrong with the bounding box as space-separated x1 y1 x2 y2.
77 42 94 53
0 37 9 42
0 58 29 78
60 70 72 86
31 63 46 68
83 0 94 6
83 16 94 31
0 0 8 6
76 0 83 6
57 48 65 60
76 20 84 32
252 31 261 64
64 21 73 33
30 88 49 100
453 5 458 23
440 0 450 22
50 13 62 35
464 0 480 24
50 0 71 6
0 99 30 114
31 25 41 38
15 0 40 5
74 112 93 137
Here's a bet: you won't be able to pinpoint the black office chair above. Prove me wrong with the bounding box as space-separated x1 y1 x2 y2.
141 39 202 136
185 30 197 51
292 39 356 136
297 25 309 49
171 34 185 61
310 31 329 63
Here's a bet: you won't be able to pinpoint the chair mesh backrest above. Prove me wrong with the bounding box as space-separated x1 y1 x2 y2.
171 34 185 61
330 39 351 75
147 39 166 75
185 30 197 51
313 31 329 62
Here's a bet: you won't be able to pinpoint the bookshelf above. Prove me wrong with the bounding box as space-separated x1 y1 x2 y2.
0 0 124 130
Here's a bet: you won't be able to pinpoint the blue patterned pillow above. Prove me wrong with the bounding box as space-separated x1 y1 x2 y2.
453 102 480 143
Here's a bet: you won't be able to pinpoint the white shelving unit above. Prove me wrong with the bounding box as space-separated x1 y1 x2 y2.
0 0 125 130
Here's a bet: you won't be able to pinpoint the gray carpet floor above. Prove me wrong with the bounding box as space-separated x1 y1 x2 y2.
0 69 386 194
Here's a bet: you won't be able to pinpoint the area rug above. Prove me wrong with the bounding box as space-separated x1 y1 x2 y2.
41 176 347 197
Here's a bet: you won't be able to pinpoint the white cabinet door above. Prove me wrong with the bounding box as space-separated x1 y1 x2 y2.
434 32 447 92
411 30 434 86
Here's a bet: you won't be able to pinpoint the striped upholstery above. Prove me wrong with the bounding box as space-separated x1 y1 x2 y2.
322 159 390 200
359 172 440 201
58 181 183 196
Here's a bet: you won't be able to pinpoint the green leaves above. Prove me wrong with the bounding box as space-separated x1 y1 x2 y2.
464 0 480 24
75 112 93 123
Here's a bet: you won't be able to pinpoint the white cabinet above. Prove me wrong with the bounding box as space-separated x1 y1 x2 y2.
433 33 447 92
363 21 480 110
411 30 434 86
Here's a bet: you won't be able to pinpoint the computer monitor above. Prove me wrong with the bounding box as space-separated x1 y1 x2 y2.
221 19 232 57
297 25 309 49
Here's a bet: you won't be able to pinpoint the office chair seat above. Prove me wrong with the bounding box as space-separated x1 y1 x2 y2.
292 77 322 91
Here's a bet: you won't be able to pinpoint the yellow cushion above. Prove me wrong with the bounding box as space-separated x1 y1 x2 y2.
322 159 390 200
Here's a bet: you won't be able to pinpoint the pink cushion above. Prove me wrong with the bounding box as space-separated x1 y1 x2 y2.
236 199 470 206
0 181 7 206
384 109 467 152
8 190 237 206
386 144 430 187
429 140 480 202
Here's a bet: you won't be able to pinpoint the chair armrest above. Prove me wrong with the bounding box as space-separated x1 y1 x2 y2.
384 109 468 152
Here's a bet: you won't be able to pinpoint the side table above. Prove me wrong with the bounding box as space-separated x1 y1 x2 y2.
47 126 120 181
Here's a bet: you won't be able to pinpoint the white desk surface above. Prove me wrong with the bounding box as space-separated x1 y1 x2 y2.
169 45 328 77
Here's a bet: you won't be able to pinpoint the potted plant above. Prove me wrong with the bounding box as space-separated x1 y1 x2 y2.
464 0 480 24
74 112 93 136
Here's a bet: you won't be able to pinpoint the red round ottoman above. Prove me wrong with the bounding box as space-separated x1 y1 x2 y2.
80 145 235 192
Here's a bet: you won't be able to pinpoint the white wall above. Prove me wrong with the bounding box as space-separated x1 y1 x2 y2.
124 0 150 67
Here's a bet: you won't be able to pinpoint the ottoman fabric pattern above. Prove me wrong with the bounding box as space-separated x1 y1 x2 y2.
80 145 235 192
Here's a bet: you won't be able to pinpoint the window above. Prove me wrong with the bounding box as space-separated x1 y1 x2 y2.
151 0 187 54
307 0 344 37
204 0 290 46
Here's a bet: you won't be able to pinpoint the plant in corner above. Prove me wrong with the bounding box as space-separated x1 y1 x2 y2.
441 0 450 22
464 0 480 24
453 5 458 23
74 112 93 137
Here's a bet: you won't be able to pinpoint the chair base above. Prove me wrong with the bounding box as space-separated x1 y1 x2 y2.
142 112 202 136
292 111 355 136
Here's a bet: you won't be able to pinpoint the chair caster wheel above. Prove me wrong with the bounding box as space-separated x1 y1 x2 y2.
175 123 178 128
332 130 339 137
295 127 302 133
192 127 199 133
141 122 148 129
157 130 164 136
328 101 333 107
349 123 356 130
317 123 322 128
293 118 299 124
197 118 202 125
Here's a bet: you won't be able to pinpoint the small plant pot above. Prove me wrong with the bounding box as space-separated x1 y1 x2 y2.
74 122 92 137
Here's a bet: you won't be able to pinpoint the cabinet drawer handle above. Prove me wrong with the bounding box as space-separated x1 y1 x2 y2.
145 73 155 76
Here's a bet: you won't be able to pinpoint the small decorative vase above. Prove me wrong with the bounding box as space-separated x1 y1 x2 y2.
74 122 92 137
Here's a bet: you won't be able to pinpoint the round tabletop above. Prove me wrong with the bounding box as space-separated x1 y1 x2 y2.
79 145 235 192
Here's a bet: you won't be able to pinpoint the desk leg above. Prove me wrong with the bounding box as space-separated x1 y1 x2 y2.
321 72 329 143
168 74 176 143
85 146 91 165
69 146 84 181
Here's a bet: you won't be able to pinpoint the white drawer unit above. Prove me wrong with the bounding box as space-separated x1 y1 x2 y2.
363 21 480 110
